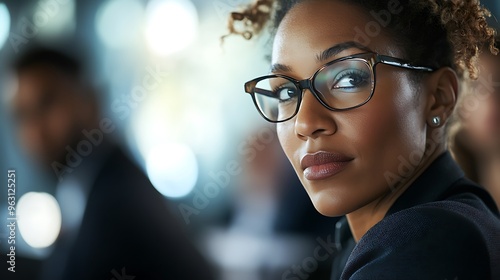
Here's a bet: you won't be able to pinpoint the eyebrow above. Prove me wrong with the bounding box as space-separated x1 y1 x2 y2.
316 41 373 62
270 63 293 73
270 41 373 74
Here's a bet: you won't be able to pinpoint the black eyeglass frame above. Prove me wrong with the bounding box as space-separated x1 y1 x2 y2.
244 52 435 123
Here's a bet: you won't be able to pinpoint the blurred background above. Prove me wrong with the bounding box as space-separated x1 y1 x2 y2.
0 0 498 280
0 0 339 279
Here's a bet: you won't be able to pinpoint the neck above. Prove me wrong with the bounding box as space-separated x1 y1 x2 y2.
346 145 445 242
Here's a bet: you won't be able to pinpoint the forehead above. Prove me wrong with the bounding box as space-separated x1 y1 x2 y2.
14 65 75 104
17 65 63 87
272 0 401 66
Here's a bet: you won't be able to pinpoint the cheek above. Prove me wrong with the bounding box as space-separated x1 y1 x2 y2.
354 76 426 176
464 105 487 131
463 100 499 145
18 125 42 153
323 76 427 213
46 104 78 145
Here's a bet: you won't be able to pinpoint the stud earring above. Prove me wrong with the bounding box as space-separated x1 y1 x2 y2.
431 116 441 127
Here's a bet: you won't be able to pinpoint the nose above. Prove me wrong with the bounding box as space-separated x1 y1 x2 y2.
294 89 337 140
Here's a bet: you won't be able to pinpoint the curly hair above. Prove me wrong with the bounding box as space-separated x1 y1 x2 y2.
222 0 274 41
226 0 497 80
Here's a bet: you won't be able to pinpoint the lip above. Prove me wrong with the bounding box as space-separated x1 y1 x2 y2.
300 151 354 181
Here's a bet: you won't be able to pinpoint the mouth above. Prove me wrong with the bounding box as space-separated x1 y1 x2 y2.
300 151 354 181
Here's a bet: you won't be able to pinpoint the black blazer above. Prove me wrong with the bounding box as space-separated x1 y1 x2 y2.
39 146 215 280
331 152 500 280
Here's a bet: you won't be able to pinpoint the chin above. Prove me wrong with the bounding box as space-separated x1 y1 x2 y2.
307 187 357 217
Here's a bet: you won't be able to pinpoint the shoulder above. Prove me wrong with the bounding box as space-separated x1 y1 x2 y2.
87 147 168 216
92 147 157 195
342 196 500 280
95 147 147 184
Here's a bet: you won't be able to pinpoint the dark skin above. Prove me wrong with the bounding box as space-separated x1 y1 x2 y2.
13 64 98 168
273 0 458 241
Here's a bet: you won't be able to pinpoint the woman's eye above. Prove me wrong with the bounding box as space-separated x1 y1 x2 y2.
279 88 297 101
332 70 370 91
273 85 298 102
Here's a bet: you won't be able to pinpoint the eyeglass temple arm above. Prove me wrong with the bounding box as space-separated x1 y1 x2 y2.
377 55 434 72
253 87 278 98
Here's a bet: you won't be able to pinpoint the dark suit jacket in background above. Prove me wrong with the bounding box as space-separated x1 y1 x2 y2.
331 152 500 280
39 144 215 280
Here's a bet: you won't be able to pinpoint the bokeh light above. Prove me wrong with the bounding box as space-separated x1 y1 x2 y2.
34 0 76 38
0 3 10 50
95 0 144 49
144 0 198 56
145 143 199 198
17 192 62 248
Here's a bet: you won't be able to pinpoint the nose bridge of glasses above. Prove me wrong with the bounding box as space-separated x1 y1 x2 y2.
299 76 329 102
298 79 314 92
296 78 327 109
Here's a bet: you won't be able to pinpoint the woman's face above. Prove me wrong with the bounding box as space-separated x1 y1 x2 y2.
274 0 431 216
462 52 500 154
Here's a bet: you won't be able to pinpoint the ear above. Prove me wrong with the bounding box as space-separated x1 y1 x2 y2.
424 67 458 128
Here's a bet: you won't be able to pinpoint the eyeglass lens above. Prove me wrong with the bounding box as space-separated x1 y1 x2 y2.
252 59 374 122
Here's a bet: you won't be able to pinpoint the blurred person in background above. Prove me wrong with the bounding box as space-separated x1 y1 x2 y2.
450 38 500 207
10 47 214 280
204 125 337 280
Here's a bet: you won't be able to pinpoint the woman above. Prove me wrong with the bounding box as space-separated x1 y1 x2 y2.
228 0 500 279
450 39 500 207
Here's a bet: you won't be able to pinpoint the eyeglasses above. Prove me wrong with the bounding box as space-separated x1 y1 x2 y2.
244 52 435 123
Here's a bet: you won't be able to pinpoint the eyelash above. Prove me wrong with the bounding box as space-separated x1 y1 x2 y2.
332 70 369 88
